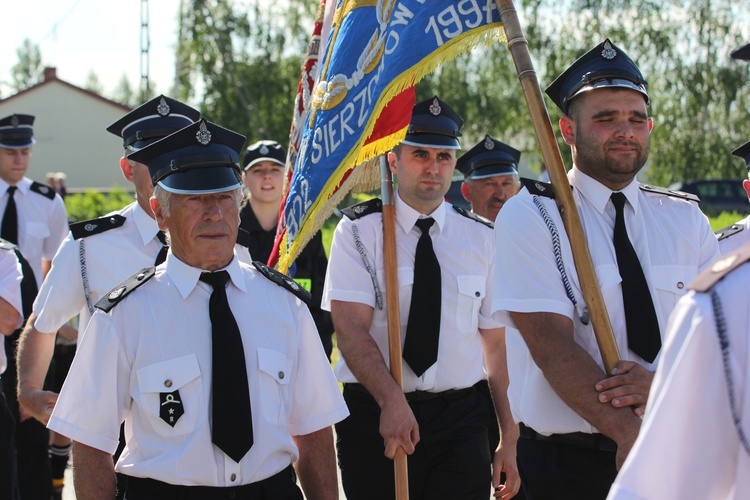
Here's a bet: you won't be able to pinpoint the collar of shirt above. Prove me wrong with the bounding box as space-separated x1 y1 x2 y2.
131 202 162 247
0 177 31 197
570 166 641 216
165 253 247 299
393 191 447 236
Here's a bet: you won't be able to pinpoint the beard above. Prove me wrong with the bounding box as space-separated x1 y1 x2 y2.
573 128 650 187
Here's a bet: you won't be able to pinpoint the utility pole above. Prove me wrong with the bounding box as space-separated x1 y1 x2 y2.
140 0 150 103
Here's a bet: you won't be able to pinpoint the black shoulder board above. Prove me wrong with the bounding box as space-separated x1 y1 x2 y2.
639 184 699 203
236 227 251 248
0 238 16 251
452 205 493 229
690 245 750 293
715 223 744 242
70 215 126 240
29 181 56 200
252 261 312 305
520 177 555 199
341 198 382 220
95 267 156 312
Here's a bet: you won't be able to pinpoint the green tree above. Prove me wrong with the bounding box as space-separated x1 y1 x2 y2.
11 39 43 91
84 70 104 95
112 75 137 107
175 0 315 145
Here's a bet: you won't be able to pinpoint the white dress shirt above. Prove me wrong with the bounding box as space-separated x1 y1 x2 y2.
34 202 163 333
323 193 500 392
48 253 348 486
0 177 68 286
492 167 720 434
0 246 23 374
718 215 750 255
608 262 750 499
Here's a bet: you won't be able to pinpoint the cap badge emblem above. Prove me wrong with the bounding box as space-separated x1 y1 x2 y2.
260 145 269 155
157 97 171 116
196 122 212 145
84 223 98 232
601 40 617 60
10 115 19 127
429 98 442 116
484 135 494 150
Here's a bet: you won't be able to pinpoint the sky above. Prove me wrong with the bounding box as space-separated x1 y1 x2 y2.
1 0 180 99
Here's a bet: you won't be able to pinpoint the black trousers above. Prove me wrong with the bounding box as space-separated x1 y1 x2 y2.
336 384 491 500
0 389 19 500
2 350 52 500
516 432 618 500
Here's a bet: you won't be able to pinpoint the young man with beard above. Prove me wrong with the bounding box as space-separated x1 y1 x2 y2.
491 39 720 499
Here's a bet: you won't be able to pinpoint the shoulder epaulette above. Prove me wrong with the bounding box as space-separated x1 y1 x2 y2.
639 184 699 203
0 238 16 251
95 267 156 312
452 205 493 229
520 177 555 199
236 227 251 248
29 181 56 200
690 246 750 293
341 198 382 220
715 223 744 242
70 215 126 240
252 261 312 305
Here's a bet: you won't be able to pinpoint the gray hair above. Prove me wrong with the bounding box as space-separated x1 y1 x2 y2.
152 184 244 218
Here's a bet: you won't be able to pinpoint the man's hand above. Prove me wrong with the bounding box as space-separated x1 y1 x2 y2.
18 390 58 424
595 360 654 417
379 396 419 458
491 438 520 499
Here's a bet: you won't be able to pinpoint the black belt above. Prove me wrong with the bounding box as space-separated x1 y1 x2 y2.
519 423 617 453
345 382 474 402
124 465 296 499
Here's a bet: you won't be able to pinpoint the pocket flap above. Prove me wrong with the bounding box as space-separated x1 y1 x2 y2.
651 265 695 294
137 354 201 394
257 348 292 386
457 275 485 299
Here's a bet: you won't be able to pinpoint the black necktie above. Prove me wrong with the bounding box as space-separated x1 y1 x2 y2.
611 192 661 362
199 271 253 462
2 186 18 244
403 217 441 376
154 231 168 266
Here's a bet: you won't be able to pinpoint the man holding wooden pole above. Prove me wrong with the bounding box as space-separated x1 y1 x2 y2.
325 96 519 500
492 39 720 499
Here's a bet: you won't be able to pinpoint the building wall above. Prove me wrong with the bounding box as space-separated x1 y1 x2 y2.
0 81 132 190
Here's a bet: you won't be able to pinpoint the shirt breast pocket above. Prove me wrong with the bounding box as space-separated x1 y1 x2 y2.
650 265 696 312
257 348 292 425
26 221 50 241
136 355 203 437
456 275 485 334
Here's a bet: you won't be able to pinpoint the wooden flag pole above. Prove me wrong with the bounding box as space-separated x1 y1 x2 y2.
494 0 621 371
380 155 409 499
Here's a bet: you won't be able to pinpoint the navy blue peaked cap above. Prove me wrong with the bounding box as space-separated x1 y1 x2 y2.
0 114 35 148
403 96 463 149
456 135 521 179
243 140 286 170
546 39 648 114
731 43 750 61
129 119 245 194
107 95 200 154
732 141 750 173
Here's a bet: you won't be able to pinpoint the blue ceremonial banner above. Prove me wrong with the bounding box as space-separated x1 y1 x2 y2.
277 0 504 272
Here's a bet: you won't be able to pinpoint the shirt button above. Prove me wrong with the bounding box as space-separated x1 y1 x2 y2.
677 282 684 289
475 291 480 297
164 380 172 388
230 473 236 481
278 371 285 380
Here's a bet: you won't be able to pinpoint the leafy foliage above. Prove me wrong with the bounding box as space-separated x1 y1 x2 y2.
11 39 43 91
64 188 135 222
